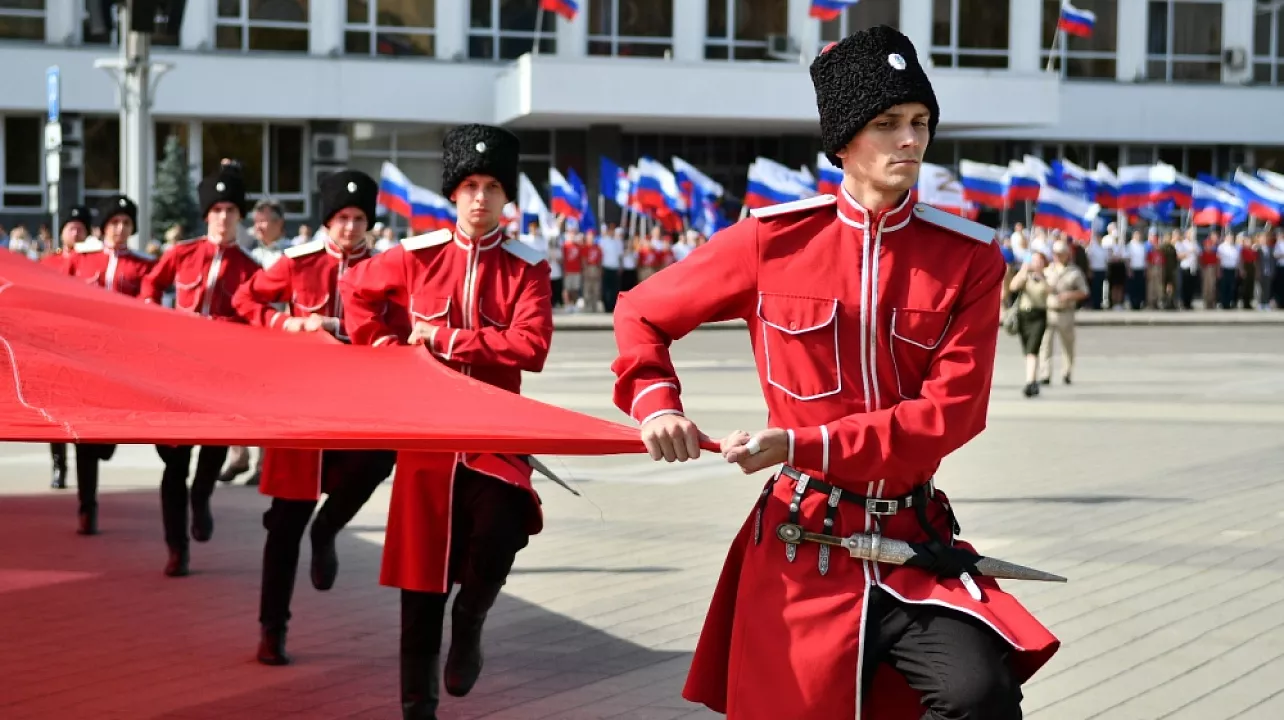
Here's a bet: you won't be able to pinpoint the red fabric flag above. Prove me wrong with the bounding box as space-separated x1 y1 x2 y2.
0 253 641 455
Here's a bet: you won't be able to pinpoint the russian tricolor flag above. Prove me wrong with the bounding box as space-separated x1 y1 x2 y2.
816 153 843 196
959 160 1011 209
1033 185 1100 242
673 156 725 221
1170 171 1194 208
539 0 578 21
599 157 630 208
1050 158 1095 200
1058 1 1096 38
1007 160 1042 203
548 168 583 220
1233 169 1284 224
377 161 456 232
745 158 811 209
1117 164 1177 210
1091 163 1120 209
809 0 861 21
1191 175 1243 227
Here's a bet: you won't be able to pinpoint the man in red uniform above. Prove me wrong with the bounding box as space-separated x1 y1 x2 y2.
48 204 93 491
611 27 1059 720
141 161 261 577
339 124 553 720
56 195 158 534
231 169 396 666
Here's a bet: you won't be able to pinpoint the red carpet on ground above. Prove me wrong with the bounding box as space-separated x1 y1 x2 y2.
0 252 642 455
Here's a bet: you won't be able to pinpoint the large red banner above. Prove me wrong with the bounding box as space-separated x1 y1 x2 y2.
0 252 642 455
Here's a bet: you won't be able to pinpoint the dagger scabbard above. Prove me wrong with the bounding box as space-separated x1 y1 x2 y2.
775 523 1066 583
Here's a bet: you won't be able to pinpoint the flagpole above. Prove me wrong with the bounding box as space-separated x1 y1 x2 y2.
1045 27 1062 73
532 6 545 56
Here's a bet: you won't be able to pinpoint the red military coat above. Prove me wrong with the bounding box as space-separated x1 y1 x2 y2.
140 237 259 321
66 239 156 297
339 225 554 593
611 189 1059 720
232 237 374 501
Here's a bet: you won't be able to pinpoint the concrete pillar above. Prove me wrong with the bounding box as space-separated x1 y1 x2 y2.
1116 0 1148 82
556 3 588 57
1222 0 1253 84
788 0 819 59
587 124 623 224
672 0 706 61
435 0 468 60
181 0 215 50
45 0 77 45
1009 0 1042 72
309 0 343 56
900 0 934 67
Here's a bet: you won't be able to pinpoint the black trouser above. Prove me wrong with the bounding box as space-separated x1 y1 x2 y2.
1218 268 1238 309
51 443 66 469
863 586 1022 720
156 444 228 549
400 466 532 658
74 443 116 513
601 268 622 313
1088 270 1105 310
259 449 396 630
1181 269 1199 309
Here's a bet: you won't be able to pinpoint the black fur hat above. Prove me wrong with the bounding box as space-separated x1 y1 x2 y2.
441 124 520 203
319 170 378 228
96 194 137 231
809 25 940 167
62 204 92 233
198 159 251 218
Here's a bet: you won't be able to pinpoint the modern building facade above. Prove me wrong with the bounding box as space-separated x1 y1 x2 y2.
0 0 1279 231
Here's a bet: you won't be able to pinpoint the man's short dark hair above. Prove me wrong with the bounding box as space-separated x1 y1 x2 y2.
252 198 284 220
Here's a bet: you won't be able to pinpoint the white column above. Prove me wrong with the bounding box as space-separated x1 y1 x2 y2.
309 0 343 55
1222 0 1254 84
787 0 818 59
1115 0 1148 81
44 0 76 44
672 0 705 61
180 0 215 50
1008 0 1042 72
900 0 934 67
556 6 587 58
435 0 468 60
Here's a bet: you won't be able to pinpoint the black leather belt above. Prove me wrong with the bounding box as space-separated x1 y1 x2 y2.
778 465 933 516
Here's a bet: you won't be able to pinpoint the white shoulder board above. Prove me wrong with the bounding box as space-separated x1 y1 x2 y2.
284 238 324 259
401 228 453 252
750 194 837 219
911 203 995 244
73 237 104 254
501 238 545 266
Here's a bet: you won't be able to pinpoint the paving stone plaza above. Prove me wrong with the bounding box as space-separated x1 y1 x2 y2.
3 323 1283 719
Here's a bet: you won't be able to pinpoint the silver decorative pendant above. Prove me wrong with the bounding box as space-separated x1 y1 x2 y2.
888 53 906 70
476 141 487 153
347 181 357 192
215 181 225 192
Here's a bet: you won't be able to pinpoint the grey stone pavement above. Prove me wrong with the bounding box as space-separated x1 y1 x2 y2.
3 323 1284 719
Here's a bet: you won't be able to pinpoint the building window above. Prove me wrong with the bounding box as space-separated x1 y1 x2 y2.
82 116 121 201
469 0 556 60
931 0 1009 69
3 116 42 208
0 0 44 41
1040 0 1117 79
1251 147 1284 173
821 0 898 44
345 0 435 57
588 0 672 58
82 0 180 46
705 0 788 61
1146 0 1222 82
216 0 310 53
1253 2 1284 85
202 122 308 216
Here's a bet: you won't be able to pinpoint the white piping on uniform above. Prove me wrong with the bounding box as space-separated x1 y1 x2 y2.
869 219 884 412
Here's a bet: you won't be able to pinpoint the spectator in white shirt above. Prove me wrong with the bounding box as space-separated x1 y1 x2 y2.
1216 233 1241 309
598 226 624 312
1084 233 1108 309
1176 228 1200 310
1125 231 1148 310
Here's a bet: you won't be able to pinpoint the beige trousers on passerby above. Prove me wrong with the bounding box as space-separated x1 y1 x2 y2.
1201 266 1217 309
582 266 603 312
1038 310 1076 381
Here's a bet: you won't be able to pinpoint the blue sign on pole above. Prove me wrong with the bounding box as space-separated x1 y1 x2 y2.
46 66 59 123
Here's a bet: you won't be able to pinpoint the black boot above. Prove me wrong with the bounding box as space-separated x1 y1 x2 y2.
50 444 67 489
309 520 339 591
444 581 505 697
257 625 292 666
401 652 440 720
77 506 98 536
190 494 214 542
165 545 190 577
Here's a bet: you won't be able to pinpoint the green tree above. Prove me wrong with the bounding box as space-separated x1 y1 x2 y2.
151 134 199 243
